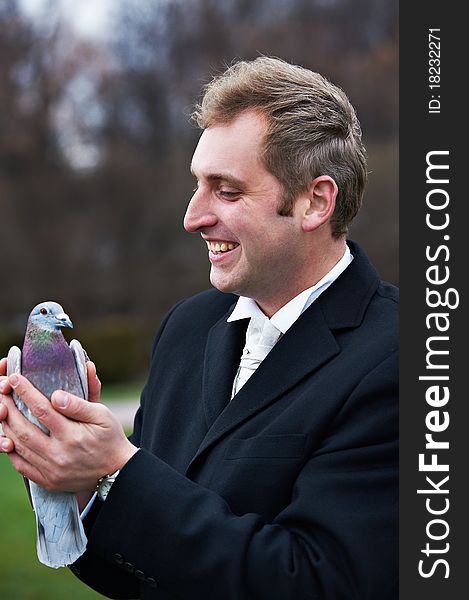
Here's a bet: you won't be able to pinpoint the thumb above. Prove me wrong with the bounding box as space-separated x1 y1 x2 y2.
51 390 104 424
86 361 102 403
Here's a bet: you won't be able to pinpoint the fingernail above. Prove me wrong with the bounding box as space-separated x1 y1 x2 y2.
9 375 19 388
1 440 10 451
54 391 69 408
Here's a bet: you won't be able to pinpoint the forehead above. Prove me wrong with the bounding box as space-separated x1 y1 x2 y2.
190 111 268 180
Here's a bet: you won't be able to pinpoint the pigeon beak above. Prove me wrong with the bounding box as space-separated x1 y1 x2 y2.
56 312 73 329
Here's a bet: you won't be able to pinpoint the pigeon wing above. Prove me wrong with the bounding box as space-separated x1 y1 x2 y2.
69 339 89 401
6 345 34 509
6 345 28 416
6 344 21 377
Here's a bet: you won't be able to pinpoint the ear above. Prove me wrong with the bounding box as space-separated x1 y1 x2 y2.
301 176 338 233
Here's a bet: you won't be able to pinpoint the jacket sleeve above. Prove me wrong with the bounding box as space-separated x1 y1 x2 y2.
73 351 398 599
68 403 146 600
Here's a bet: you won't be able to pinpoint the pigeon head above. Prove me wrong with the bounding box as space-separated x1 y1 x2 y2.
29 301 73 331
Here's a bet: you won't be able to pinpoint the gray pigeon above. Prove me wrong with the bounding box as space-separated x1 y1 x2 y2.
7 301 89 568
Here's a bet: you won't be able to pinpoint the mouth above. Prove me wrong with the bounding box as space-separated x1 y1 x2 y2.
205 240 240 254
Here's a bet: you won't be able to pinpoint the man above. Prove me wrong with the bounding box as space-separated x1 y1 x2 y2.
0 57 398 598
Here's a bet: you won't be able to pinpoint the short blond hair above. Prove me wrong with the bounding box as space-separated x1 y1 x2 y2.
192 57 367 238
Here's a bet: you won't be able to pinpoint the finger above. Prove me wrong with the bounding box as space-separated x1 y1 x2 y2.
2 406 85 492
51 389 108 425
86 361 102 403
7 449 50 489
0 357 7 377
1 396 51 462
0 376 12 396
0 435 14 453
0 400 8 422
8 374 65 433
1 419 51 483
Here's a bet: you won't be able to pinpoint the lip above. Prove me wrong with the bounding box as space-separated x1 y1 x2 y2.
202 236 240 260
207 244 240 264
202 236 238 244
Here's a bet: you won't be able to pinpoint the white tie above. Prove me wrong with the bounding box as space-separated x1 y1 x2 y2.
231 316 282 398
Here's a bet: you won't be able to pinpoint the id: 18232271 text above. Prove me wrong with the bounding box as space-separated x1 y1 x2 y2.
428 29 441 114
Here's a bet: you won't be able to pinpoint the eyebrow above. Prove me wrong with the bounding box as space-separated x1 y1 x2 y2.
190 168 245 189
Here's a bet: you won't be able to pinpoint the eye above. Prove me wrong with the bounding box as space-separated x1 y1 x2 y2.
40 307 48 315
218 189 240 200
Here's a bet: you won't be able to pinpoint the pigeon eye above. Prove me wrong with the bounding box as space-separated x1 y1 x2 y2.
40 307 48 315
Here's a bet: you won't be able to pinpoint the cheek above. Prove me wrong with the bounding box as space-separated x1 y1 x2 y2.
252 224 293 256
235 208 295 257
241 235 286 278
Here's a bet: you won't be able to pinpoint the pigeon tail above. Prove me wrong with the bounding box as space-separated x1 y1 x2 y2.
31 482 88 568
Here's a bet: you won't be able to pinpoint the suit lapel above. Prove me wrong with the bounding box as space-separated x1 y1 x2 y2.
188 302 340 471
202 314 248 428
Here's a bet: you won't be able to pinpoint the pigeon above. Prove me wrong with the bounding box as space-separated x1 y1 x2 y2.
7 301 89 569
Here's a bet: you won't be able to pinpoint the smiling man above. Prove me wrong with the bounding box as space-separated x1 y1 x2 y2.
0 57 398 599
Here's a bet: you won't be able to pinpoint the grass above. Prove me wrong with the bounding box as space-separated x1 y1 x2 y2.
0 384 142 599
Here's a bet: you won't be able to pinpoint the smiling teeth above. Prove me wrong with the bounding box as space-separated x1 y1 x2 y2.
206 241 239 253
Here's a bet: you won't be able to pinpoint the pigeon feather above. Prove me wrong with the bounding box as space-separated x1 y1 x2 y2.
7 301 89 568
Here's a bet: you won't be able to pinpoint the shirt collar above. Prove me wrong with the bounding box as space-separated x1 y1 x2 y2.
227 244 353 334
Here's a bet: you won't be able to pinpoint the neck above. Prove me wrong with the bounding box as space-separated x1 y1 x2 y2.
255 237 347 318
25 322 62 341
23 324 67 360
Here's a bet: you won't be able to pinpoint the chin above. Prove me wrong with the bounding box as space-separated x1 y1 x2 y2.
210 274 240 296
211 281 236 295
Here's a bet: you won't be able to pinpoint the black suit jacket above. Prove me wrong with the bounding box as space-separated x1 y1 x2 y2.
72 241 398 599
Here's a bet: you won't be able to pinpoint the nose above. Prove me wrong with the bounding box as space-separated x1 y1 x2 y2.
183 188 218 232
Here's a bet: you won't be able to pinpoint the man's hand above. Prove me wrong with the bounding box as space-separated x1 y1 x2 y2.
0 360 138 493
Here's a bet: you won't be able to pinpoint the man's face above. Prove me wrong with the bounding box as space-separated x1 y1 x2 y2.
184 110 308 314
